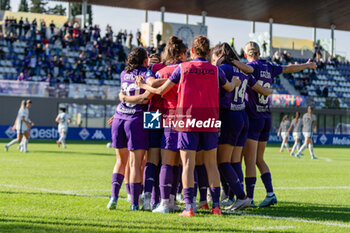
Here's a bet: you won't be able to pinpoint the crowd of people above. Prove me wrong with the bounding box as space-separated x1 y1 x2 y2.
1 17 151 84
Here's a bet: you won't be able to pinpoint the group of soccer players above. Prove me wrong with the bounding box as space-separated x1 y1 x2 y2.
107 35 317 217
278 106 318 159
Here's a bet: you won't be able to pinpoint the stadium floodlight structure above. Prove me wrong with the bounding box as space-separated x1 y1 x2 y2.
56 0 350 54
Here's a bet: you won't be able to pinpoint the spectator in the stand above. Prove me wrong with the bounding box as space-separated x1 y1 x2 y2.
24 18 30 37
50 20 56 36
322 84 329 98
262 40 267 57
40 20 47 39
313 41 323 61
128 31 133 49
17 72 30 81
123 29 127 45
272 51 282 64
156 32 162 47
18 17 24 37
136 30 141 46
31 19 37 38
316 86 322 96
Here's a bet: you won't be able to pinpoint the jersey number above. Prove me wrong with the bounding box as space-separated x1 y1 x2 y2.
233 78 248 102
257 80 271 104
121 82 141 107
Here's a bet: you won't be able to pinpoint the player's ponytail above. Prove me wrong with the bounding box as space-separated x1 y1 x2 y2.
244 41 260 58
19 100 26 110
125 47 148 73
162 36 187 65
192 35 210 57
211 42 239 64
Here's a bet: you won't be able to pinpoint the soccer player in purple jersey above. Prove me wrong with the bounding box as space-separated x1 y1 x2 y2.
107 47 154 211
212 43 273 210
128 37 188 213
243 42 317 207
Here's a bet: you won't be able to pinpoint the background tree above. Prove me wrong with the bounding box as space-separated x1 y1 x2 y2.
18 0 29 12
0 0 11 10
71 3 93 25
30 0 47 13
47 4 66 15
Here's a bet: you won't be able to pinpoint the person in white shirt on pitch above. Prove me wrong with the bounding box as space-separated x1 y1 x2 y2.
5 100 34 152
56 107 71 148
277 115 291 153
288 112 303 156
295 106 317 159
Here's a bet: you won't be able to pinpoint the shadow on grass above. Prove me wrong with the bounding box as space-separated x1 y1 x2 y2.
2 189 350 224
0 215 260 233
236 201 350 223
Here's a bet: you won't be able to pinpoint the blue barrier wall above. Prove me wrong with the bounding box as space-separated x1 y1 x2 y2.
1 125 350 145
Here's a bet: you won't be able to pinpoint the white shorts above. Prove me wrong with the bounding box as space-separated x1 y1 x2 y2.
58 126 68 134
303 132 313 139
293 132 302 140
16 124 28 134
281 132 289 139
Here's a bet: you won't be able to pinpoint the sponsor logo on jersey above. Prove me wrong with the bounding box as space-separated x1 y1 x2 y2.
92 130 106 140
143 111 161 129
79 128 90 140
5 126 16 138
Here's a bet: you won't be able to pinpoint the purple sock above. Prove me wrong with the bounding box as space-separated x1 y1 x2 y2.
228 188 235 200
143 162 157 193
177 166 183 194
210 187 221 208
245 177 257 199
231 162 244 189
159 164 173 200
193 169 198 198
219 169 229 196
183 187 194 211
261 172 274 194
125 183 130 195
170 166 180 196
152 165 160 205
111 173 124 198
196 165 208 202
218 163 245 199
130 183 142 206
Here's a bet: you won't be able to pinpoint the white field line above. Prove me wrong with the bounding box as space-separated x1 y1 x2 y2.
241 213 350 228
318 157 333 162
0 184 108 198
2 183 350 228
252 226 295 230
256 186 350 190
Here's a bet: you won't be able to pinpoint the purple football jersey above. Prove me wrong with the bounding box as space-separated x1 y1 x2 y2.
245 59 282 119
219 63 256 110
115 66 154 120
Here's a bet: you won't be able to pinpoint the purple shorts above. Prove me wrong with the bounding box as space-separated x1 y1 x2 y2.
111 116 148 151
219 110 249 147
247 117 271 142
148 129 163 148
178 131 218 151
161 127 179 152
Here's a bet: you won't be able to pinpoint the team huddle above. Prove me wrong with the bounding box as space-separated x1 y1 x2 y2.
107 35 317 217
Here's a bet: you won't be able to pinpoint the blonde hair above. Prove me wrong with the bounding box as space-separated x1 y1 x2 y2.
19 100 26 110
244 41 260 58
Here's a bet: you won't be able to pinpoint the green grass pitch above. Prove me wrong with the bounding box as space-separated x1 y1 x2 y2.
0 140 349 232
